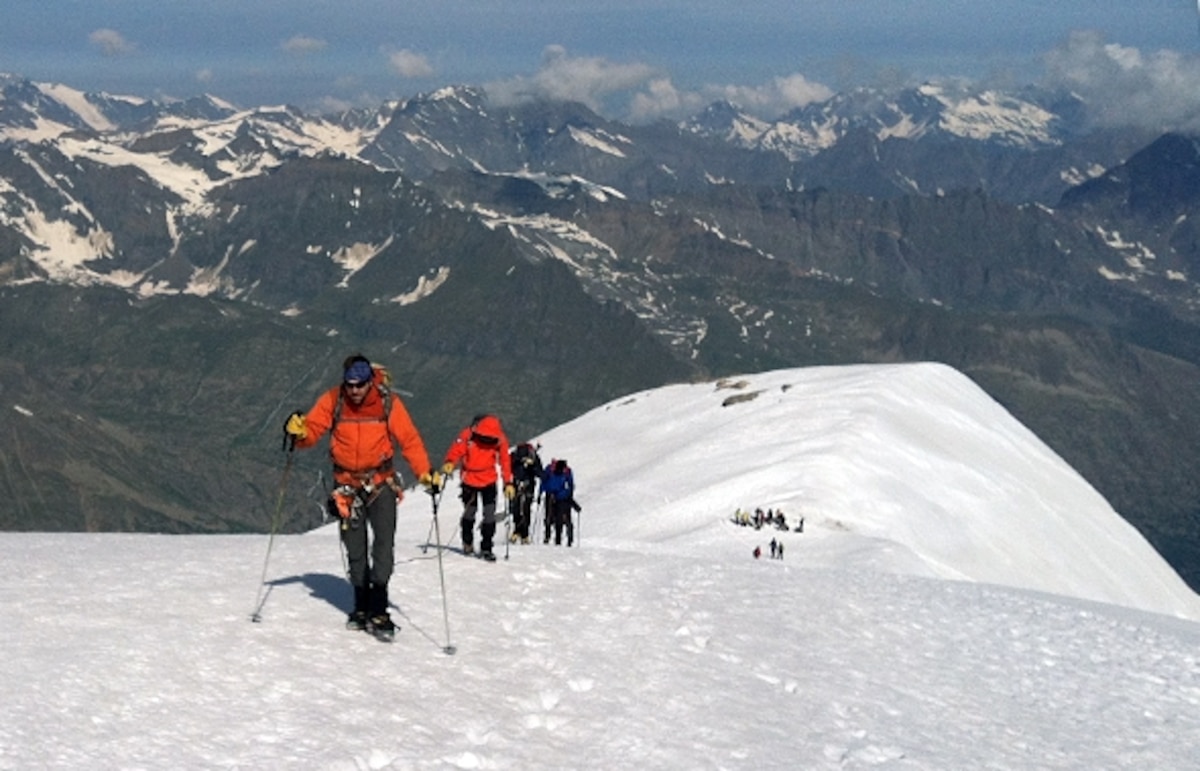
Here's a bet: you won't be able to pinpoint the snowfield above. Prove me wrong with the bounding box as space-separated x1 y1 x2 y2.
2 363 1198 769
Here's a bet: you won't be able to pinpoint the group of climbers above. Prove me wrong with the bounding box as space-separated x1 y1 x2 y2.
283 352 581 637
732 506 800 532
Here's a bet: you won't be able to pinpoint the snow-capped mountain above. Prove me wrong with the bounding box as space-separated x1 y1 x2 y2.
684 83 1077 161
0 74 1152 304
0 74 239 138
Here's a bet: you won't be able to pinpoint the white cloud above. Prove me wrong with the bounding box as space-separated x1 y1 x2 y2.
703 73 835 116
628 77 705 122
486 45 657 113
1042 31 1200 131
88 28 134 57
281 35 327 56
195 69 214 84
386 48 434 79
629 72 834 122
487 47 833 122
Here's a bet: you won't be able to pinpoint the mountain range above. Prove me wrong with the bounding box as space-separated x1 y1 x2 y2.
2 72 1199 591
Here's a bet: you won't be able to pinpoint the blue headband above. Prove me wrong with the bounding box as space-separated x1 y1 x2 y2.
344 360 372 385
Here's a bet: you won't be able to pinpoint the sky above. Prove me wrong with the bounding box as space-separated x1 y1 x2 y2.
3 1 1200 122
3 362 1199 768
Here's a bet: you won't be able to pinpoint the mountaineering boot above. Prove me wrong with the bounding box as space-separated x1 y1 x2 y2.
480 550 497 562
369 613 396 639
480 522 496 556
368 583 397 640
521 536 531 545
347 584 370 630
462 542 474 556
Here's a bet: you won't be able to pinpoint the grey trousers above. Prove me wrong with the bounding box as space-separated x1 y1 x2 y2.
460 483 498 551
340 486 397 589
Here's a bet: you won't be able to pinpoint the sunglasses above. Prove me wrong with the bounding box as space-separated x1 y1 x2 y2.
345 380 370 390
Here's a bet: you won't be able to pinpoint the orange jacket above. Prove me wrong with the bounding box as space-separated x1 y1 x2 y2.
443 415 512 488
297 384 432 487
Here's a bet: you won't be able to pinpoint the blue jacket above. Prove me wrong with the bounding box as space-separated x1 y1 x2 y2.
542 462 574 501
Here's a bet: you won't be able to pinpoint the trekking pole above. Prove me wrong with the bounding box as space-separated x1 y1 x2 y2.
428 485 457 655
250 432 296 623
422 513 436 554
503 498 512 561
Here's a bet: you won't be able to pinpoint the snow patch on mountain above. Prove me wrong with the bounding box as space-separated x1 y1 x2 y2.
474 207 618 262
58 135 212 204
149 106 373 161
36 83 116 132
1061 163 1108 186
14 201 116 285
426 85 489 114
401 131 456 158
185 244 238 298
389 266 450 305
921 84 1058 145
504 170 627 202
568 126 629 157
692 217 753 249
331 236 395 287
1092 225 1174 284
0 116 76 143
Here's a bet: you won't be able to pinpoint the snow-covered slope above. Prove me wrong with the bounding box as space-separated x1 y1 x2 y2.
2 362 1198 769
531 362 1200 620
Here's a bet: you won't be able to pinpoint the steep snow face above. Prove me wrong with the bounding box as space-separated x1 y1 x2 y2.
35 83 116 132
531 362 1200 620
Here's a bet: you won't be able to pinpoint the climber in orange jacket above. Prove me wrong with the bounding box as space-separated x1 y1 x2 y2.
441 414 514 562
285 353 437 637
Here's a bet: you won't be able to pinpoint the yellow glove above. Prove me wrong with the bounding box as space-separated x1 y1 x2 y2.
418 471 443 492
284 411 307 439
504 483 515 500
441 461 455 476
